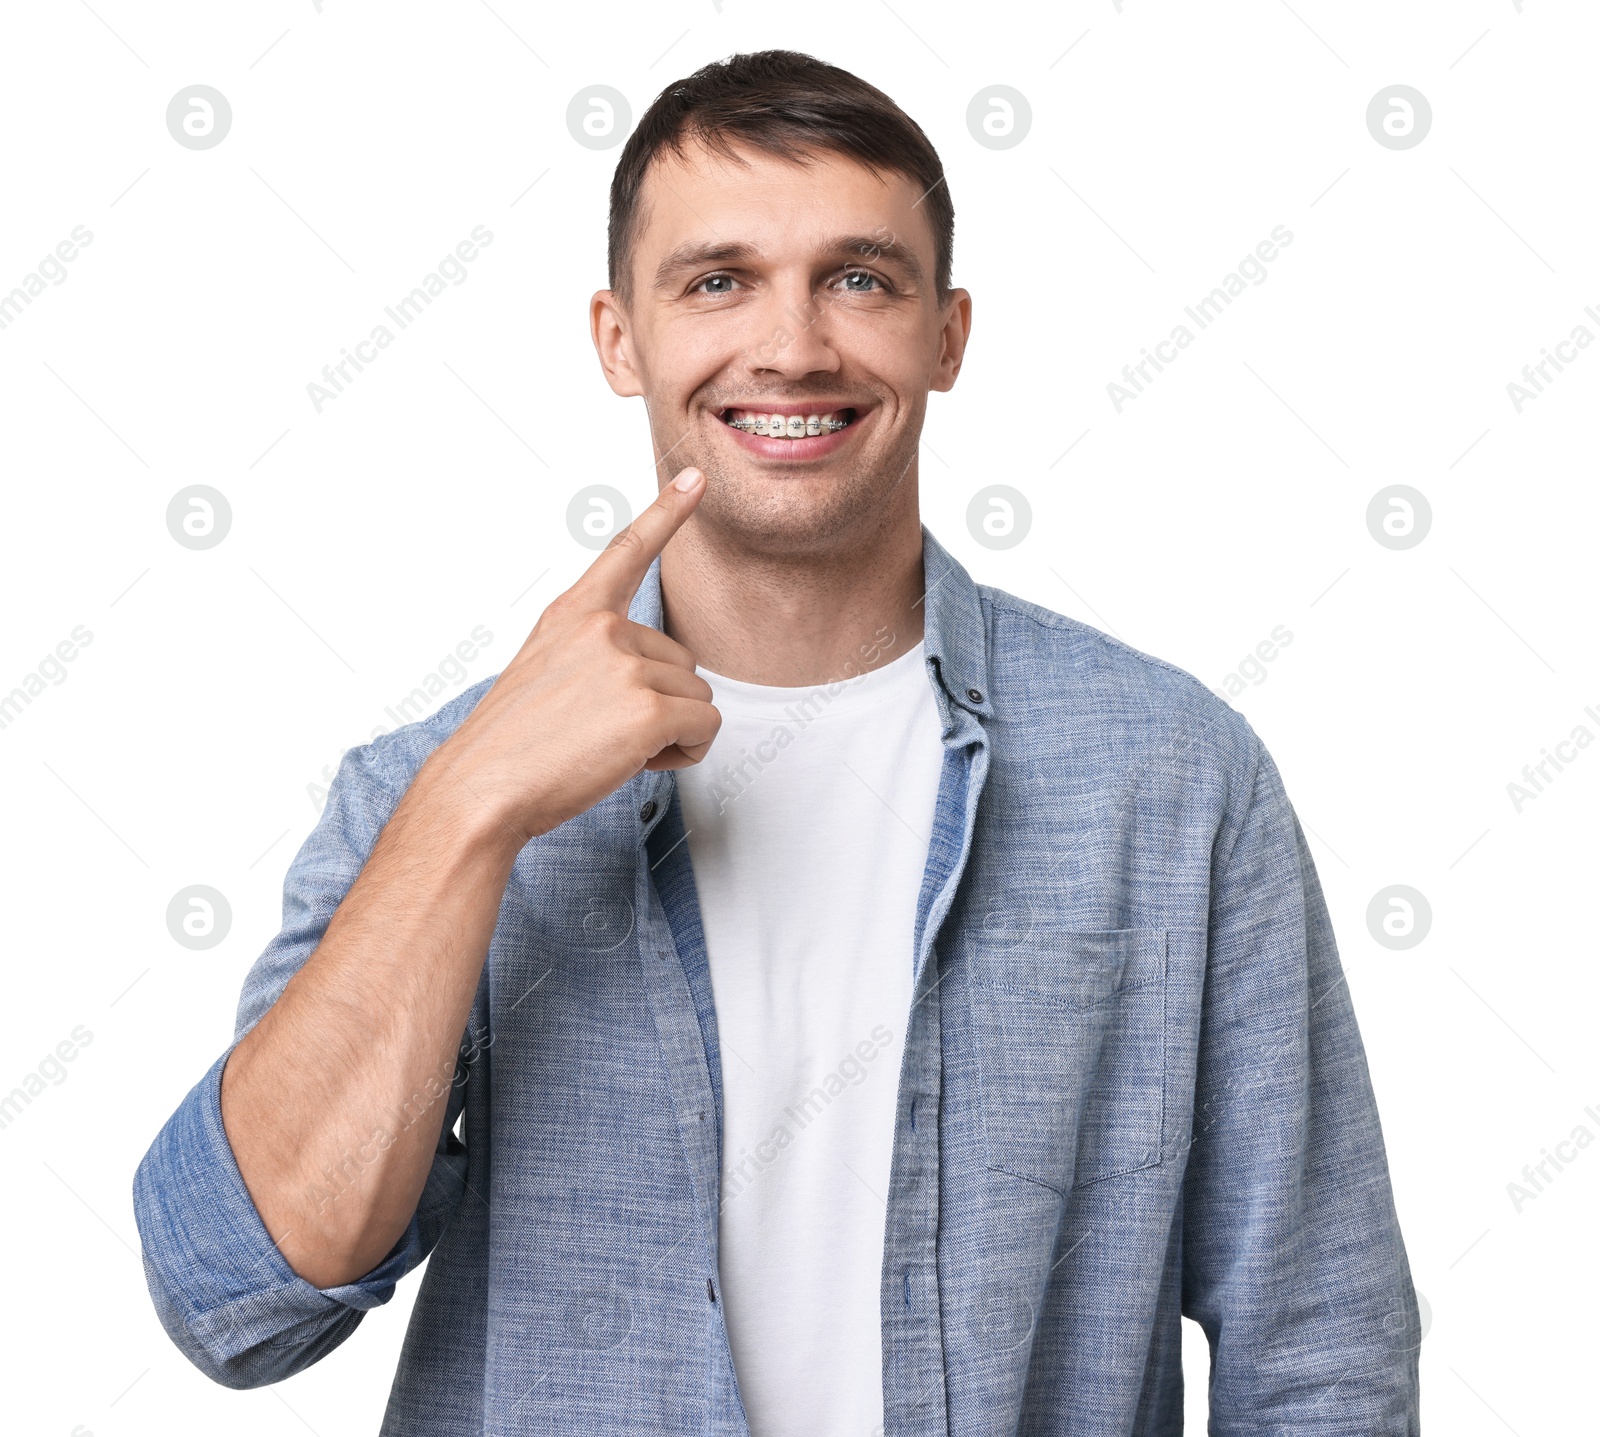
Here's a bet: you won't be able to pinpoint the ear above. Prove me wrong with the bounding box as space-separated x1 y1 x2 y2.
591 289 645 398
930 287 973 393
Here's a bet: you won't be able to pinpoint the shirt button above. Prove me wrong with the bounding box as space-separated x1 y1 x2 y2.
639 800 657 823
966 687 984 704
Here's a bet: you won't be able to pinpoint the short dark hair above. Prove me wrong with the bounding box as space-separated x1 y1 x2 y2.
607 50 954 309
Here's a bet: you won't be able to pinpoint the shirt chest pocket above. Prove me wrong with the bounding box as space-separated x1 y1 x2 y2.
970 927 1168 1196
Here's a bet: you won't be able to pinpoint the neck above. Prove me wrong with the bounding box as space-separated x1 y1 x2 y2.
658 510 927 687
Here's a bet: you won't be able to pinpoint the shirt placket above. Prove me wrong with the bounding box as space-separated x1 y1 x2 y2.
636 768 752 1435
882 666 991 1437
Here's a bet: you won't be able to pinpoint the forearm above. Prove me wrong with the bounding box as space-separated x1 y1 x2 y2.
220 752 521 1288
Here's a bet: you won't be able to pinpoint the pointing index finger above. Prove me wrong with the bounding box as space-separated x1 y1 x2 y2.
582 467 705 612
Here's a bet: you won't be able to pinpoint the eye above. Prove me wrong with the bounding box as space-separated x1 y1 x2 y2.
839 269 886 293
693 272 739 295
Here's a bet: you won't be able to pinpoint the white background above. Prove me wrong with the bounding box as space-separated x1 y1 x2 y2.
2 1 1595 1432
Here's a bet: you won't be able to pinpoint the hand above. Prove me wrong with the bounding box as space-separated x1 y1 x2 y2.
426 467 720 843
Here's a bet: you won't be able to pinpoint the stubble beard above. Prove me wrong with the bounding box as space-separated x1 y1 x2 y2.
658 399 925 563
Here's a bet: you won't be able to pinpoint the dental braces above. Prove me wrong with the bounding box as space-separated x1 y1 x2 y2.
725 413 853 437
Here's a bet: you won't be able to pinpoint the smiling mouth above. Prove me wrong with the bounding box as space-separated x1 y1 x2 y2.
717 406 858 438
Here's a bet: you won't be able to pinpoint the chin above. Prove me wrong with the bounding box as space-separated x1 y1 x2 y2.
696 465 905 559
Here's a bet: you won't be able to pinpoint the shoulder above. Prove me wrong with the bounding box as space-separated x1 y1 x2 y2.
976 583 1261 782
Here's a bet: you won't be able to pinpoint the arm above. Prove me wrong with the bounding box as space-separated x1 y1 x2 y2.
133 469 720 1385
217 755 520 1289
131 747 489 1387
1181 739 1420 1434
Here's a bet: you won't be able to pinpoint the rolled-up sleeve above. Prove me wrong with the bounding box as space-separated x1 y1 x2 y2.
132 743 471 1388
1182 737 1421 1433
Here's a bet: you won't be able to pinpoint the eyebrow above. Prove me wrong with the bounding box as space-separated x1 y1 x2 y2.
652 233 925 291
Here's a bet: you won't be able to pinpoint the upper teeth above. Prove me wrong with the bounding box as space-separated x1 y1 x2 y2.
725 411 852 437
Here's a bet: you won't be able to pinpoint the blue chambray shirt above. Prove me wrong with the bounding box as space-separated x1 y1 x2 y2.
133 527 1421 1434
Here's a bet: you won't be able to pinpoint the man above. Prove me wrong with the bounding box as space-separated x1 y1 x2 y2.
135 49 1421 1436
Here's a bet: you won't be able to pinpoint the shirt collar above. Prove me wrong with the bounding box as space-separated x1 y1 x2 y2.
917 523 993 719
627 523 992 719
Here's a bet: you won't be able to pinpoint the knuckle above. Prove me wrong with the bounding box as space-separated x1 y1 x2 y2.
540 594 582 632
634 688 669 729
604 526 643 562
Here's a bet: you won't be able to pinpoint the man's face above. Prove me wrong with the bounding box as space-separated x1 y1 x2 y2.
592 137 971 558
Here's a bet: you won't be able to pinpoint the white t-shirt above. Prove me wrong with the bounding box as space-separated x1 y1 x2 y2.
675 638 946 1437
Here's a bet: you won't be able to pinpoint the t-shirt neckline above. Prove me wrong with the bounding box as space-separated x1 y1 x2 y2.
697 638 928 711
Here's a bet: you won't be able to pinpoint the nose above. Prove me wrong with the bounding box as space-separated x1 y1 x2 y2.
739 270 842 380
